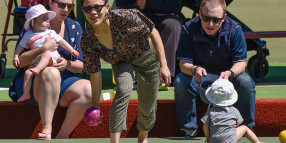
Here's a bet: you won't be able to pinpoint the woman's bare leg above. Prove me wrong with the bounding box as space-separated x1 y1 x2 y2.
236 125 260 143
109 131 148 143
55 79 92 138
138 131 148 143
33 67 61 135
110 132 121 143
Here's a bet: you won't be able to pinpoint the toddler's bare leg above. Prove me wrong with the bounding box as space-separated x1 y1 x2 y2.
18 65 35 102
236 125 261 143
30 52 53 75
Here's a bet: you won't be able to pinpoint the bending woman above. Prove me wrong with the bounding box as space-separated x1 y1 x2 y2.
80 0 171 142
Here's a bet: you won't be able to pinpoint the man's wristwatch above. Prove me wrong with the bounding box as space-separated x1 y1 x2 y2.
228 69 234 80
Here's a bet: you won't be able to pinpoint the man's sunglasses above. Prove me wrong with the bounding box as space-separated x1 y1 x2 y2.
82 4 106 13
201 15 223 24
52 0 74 10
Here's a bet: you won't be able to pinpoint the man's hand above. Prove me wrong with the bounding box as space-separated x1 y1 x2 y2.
219 70 232 80
194 66 207 82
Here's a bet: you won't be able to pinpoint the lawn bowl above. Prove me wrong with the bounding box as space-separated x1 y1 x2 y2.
279 130 286 143
84 106 102 126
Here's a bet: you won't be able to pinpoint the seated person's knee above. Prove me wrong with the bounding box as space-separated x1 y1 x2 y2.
41 67 60 81
234 73 255 88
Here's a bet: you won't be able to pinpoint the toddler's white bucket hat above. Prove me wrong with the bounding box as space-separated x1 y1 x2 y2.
24 4 56 31
205 79 238 106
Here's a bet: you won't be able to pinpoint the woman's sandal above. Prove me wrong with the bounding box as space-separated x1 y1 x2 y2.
37 133 51 140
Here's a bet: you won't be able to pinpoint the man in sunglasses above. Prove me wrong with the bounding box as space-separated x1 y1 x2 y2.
174 0 256 137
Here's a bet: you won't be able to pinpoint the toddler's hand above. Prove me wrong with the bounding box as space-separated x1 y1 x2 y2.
13 56 20 68
71 49 79 58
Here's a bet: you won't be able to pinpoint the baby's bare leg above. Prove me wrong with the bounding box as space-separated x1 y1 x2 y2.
18 65 35 102
236 125 261 143
30 52 53 75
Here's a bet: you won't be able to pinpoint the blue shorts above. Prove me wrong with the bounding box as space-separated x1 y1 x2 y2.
15 71 81 106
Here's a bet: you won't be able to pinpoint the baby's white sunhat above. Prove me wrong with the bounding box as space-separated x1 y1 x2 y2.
24 4 56 31
205 78 238 106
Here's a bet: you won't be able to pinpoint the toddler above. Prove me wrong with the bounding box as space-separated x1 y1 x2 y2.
201 79 262 143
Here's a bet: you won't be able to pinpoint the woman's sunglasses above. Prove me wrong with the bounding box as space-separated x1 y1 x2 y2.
201 15 223 24
52 0 74 10
82 4 106 13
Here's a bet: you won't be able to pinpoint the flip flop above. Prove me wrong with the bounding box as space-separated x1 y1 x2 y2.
37 133 51 140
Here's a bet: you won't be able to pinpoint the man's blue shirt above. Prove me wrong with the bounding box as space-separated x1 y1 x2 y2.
177 16 247 74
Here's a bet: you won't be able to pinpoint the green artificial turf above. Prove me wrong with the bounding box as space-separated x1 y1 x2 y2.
3 86 285 102
0 137 280 143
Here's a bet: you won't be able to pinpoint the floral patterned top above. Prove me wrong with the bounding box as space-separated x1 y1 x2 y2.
81 9 155 74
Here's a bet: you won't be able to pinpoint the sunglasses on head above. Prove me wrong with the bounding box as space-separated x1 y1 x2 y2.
82 4 106 13
52 0 74 10
201 15 223 24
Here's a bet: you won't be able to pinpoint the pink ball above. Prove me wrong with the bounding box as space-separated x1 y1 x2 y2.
84 106 102 126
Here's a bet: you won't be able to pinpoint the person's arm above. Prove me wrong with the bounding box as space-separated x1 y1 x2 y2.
219 61 246 79
177 24 207 82
179 59 207 83
180 60 194 76
58 39 79 58
149 28 171 87
219 26 247 79
203 124 210 142
90 71 102 107
52 22 83 73
18 34 57 68
13 45 25 68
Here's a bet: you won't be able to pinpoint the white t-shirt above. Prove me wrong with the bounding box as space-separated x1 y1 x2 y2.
19 29 62 49
19 29 63 64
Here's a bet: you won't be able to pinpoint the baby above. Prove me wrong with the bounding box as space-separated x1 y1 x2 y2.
13 4 79 102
